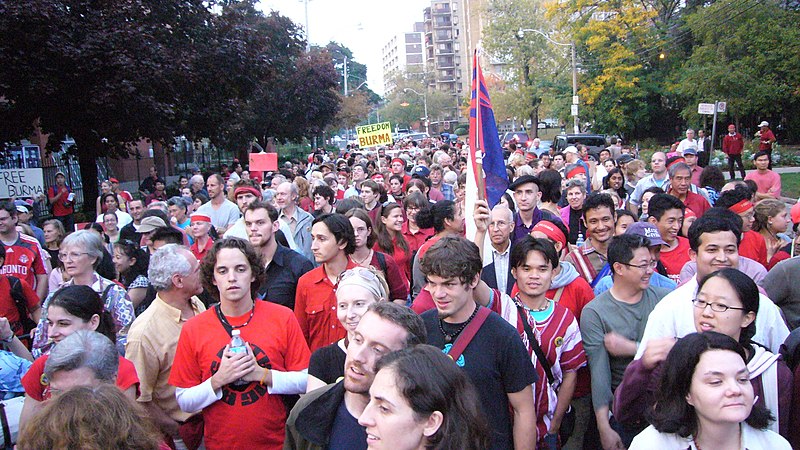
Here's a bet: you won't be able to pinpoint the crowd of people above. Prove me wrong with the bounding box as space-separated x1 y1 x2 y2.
0 126 797 450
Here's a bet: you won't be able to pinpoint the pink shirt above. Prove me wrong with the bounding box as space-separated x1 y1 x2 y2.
745 170 781 198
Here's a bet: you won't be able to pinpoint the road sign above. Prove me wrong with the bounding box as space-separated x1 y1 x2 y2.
717 102 727 112
572 95 579 105
698 103 715 115
571 105 579 116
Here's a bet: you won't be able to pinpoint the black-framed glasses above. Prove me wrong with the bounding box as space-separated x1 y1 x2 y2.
620 260 657 270
692 298 747 313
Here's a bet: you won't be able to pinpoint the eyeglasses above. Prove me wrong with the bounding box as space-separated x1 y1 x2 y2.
620 260 658 270
58 252 90 261
692 298 747 313
336 267 380 285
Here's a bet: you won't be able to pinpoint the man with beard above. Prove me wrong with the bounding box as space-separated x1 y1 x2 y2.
284 303 426 449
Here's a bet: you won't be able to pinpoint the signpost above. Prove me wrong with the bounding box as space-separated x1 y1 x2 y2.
0 168 44 199
356 122 393 148
697 101 726 153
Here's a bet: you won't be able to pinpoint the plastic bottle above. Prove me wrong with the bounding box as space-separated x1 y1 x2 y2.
229 330 248 385
576 233 585 248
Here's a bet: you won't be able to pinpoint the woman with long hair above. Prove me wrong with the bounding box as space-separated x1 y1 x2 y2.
753 199 792 269
603 168 628 208
345 209 409 304
306 267 389 392
294 176 314 213
19 285 140 427
95 192 132 228
616 269 793 441
358 345 490 450
374 203 412 282
629 332 790 449
113 240 151 312
538 169 563 218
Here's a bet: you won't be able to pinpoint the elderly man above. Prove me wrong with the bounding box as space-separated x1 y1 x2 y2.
630 152 668 214
126 245 206 448
676 129 698 156
189 174 207 197
664 162 710 217
480 204 515 295
276 181 314 261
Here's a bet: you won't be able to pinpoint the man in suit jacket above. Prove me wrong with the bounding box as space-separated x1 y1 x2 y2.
481 204 516 295
696 129 712 167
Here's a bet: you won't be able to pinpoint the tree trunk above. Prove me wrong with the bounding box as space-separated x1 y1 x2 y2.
531 107 540 139
73 137 100 216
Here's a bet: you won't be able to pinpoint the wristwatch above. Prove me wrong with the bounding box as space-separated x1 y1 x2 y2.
1 334 14 344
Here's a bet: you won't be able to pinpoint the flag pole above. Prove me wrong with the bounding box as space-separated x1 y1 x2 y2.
474 49 486 202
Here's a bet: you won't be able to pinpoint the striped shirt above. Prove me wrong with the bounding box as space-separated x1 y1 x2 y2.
1 233 47 289
491 291 586 440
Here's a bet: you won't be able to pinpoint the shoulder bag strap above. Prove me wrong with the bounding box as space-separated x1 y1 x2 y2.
552 287 565 304
515 304 555 385
446 307 491 362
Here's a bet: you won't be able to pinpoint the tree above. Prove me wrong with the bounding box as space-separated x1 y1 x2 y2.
333 92 371 130
673 0 800 137
0 0 341 210
324 42 381 105
376 69 452 132
482 0 569 137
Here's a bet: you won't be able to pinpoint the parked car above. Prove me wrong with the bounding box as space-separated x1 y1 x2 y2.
552 134 607 158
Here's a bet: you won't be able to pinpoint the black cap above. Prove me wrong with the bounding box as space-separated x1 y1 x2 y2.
508 175 540 191
617 154 634 164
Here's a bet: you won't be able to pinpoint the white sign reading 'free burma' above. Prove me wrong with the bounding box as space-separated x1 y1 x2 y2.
0 169 45 199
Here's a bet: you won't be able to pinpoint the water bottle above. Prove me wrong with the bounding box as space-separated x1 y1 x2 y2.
229 330 248 385
576 233 585 248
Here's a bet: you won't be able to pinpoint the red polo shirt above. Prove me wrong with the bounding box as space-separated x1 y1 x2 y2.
669 189 710 217
190 237 214 262
295 260 356 352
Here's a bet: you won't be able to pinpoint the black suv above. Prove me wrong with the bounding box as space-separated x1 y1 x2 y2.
552 134 607 158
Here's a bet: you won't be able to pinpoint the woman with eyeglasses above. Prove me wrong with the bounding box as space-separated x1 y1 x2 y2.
628 332 790 449
345 209 409 305
615 269 792 440
113 240 151 313
306 266 389 392
30 230 135 359
19 285 140 430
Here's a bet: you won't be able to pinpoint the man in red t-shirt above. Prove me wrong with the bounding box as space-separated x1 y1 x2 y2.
665 161 710 218
757 121 776 169
47 171 75 232
169 238 310 450
295 214 356 352
0 242 41 338
647 194 691 283
0 201 48 300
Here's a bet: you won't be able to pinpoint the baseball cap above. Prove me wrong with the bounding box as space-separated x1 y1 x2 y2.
411 165 430 178
564 146 579 155
109 177 120 183
625 222 666 246
617 154 634 165
759 121 770 128
136 216 168 233
791 202 800 225
55 171 66 178
682 147 697 156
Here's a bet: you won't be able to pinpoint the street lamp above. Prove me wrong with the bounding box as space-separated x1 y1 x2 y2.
403 87 429 135
518 28 579 134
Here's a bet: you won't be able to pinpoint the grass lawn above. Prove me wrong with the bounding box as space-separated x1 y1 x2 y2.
781 173 800 200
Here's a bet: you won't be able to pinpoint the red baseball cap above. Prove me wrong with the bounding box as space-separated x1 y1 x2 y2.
791 202 800 225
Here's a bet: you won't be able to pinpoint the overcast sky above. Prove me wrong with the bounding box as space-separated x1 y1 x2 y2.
256 0 431 96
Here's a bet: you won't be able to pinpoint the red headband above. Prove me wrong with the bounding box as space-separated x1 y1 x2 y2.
531 221 567 249
234 186 262 199
566 166 586 179
190 214 211 223
728 199 754 215
667 157 685 169
684 207 697 219
391 158 405 166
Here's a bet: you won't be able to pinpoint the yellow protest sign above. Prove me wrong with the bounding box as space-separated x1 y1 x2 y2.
356 122 393 148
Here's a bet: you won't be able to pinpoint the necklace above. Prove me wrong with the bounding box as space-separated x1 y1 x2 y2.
438 303 480 344
515 296 550 313
351 249 372 266
216 301 256 330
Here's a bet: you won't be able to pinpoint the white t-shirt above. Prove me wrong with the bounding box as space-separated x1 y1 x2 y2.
95 210 133 229
676 138 698 155
630 423 790 450
196 199 241 230
634 275 790 360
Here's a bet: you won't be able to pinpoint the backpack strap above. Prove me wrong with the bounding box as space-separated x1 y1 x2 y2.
446 307 491 362
516 304 555 385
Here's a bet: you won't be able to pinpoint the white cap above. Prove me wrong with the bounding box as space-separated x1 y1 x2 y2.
758 121 770 127
564 146 579 154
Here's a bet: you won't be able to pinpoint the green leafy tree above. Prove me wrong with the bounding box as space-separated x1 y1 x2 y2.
377 69 452 132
